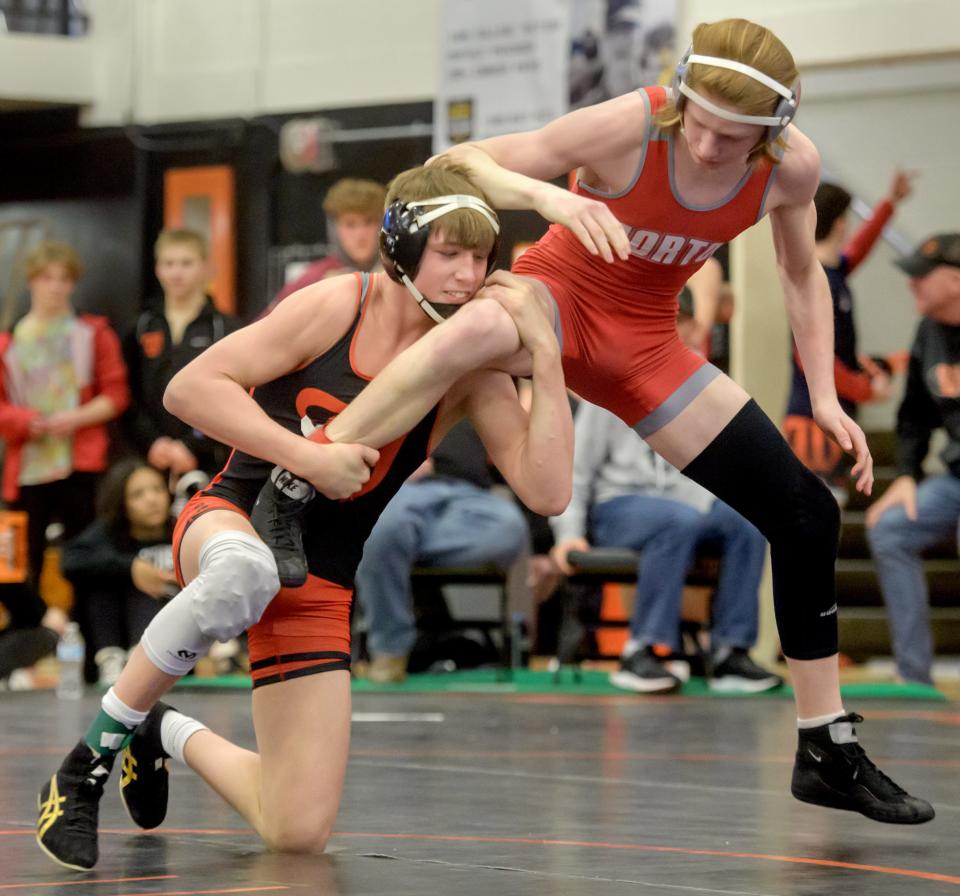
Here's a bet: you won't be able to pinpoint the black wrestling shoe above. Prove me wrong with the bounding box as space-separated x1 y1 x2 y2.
36 740 115 870
791 712 935 824
250 467 314 588
120 702 173 830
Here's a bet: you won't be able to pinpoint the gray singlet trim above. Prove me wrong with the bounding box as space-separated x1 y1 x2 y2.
576 88 653 200
632 363 722 438
666 133 754 212
543 286 563 351
756 131 789 222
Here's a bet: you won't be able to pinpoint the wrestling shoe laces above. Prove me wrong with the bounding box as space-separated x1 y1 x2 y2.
791 712 934 824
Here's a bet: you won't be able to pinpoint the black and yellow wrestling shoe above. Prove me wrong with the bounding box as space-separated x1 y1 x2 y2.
37 741 114 870
791 712 935 824
119 701 173 830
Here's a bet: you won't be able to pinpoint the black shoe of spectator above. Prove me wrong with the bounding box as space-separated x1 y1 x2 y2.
709 647 783 693
250 469 314 588
609 646 681 694
791 712 935 824
36 741 114 870
120 702 173 829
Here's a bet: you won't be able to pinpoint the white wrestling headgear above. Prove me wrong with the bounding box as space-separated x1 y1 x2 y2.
672 45 799 142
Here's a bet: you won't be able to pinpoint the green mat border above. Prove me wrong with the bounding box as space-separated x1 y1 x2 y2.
174 668 947 701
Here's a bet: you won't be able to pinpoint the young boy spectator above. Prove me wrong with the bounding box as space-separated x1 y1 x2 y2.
121 229 239 479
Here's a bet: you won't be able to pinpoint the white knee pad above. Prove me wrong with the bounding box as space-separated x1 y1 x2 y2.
142 590 215 677
190 532 280 642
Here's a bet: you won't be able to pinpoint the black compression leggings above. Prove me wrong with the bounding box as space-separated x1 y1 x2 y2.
680 400 841 660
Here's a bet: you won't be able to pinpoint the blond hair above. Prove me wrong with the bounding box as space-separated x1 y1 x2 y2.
154 228 207 260
322 178 387 220
655 18 799 165
386 163 497 255
24 240 83 281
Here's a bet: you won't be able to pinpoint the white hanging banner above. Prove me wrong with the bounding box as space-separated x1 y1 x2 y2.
569 0 679 110
433 0 570 154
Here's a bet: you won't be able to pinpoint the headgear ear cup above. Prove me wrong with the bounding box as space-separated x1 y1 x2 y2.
380 200 432 283
671 44 693 117
672 45 799 142
766 81 800 142
379 195 500 283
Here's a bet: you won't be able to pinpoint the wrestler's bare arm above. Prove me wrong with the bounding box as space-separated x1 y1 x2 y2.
769 133 873 492
164 279 379 492
432 346 571 517
440 94 642 262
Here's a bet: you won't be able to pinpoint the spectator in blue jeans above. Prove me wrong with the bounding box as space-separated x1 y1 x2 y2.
356 419 528 683
551 397 782 694
866 233 960 685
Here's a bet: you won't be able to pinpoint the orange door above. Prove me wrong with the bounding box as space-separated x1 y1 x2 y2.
164 166 236 314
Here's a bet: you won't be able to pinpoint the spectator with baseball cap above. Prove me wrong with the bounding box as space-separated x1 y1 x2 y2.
865 233 960 685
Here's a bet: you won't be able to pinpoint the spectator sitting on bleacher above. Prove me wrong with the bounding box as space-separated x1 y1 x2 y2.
61 459 177 686
866 233 960 686
356 419 529 684
271 178 387 306
550 290 781 694
550 396 781 694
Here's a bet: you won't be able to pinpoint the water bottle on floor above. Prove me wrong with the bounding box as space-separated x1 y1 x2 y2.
56 622 85 700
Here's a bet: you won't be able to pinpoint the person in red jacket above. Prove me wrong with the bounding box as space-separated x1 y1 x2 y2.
0 240 129 588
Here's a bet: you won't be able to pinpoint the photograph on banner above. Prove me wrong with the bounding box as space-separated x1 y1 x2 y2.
433 0 570 154
570 0 678 110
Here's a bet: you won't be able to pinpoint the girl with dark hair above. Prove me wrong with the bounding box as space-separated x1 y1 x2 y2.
61 460 177 685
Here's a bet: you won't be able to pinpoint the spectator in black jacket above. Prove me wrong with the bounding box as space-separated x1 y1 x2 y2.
61 459 177 685
866 233 960 685
121 229 239 479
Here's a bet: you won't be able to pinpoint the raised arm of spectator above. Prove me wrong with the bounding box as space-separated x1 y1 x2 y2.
844 170 915 273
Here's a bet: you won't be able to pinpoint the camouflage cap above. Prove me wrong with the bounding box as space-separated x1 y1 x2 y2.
894 233 960 277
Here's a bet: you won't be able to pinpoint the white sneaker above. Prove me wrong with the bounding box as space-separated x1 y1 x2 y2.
94 646 127 687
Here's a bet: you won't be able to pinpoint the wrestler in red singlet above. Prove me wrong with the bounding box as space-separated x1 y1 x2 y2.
514 86 778 432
